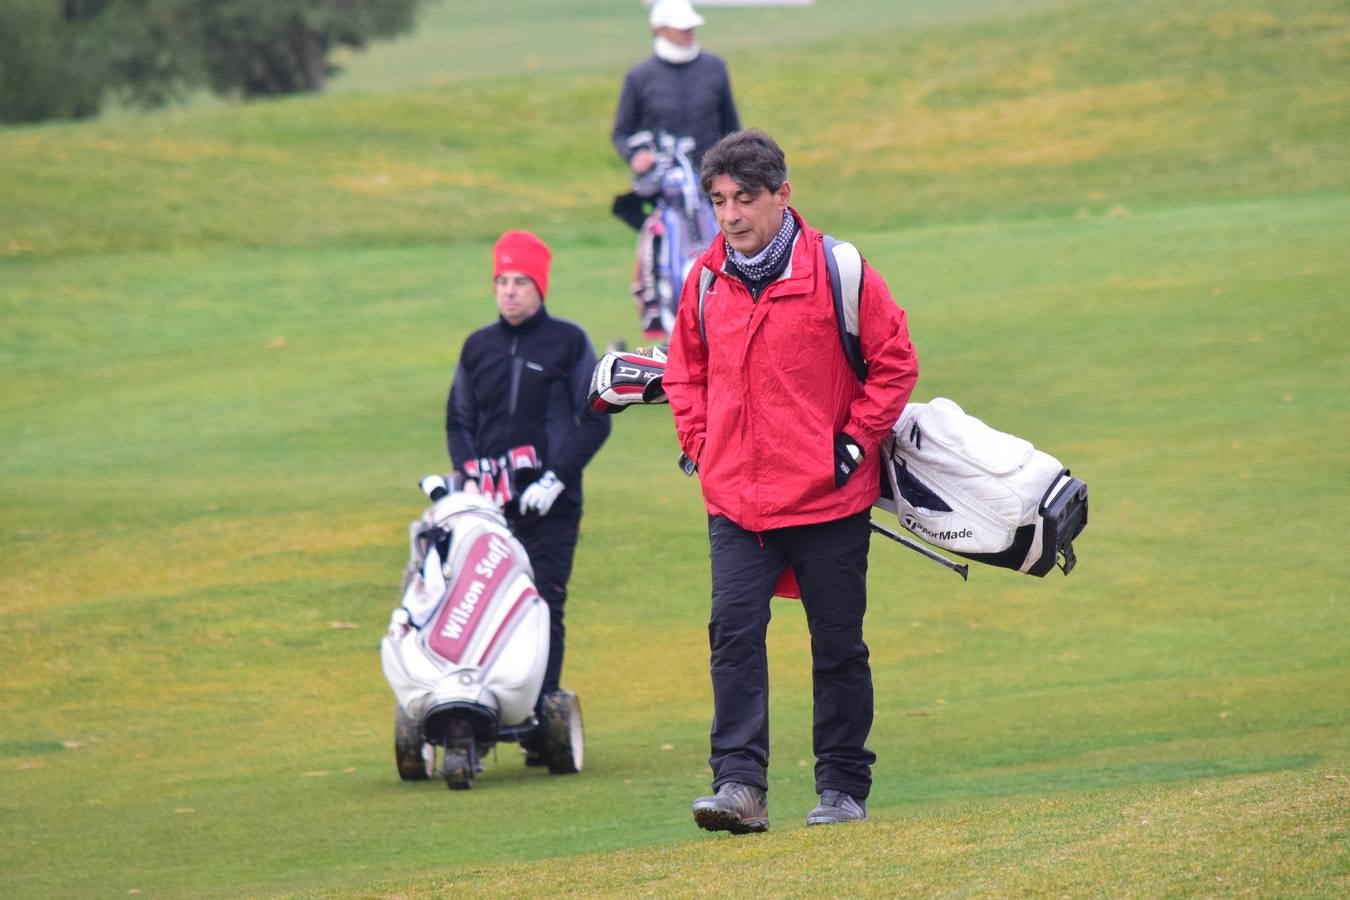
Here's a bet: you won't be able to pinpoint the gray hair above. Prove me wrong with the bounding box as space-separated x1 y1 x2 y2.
699 129 788 195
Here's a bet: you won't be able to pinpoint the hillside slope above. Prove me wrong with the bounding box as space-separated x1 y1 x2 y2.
2 0 1345 258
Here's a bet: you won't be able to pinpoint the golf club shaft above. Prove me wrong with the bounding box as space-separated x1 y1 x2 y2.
869 521 969 581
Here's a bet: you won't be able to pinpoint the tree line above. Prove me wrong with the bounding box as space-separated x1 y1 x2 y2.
0 0 432 124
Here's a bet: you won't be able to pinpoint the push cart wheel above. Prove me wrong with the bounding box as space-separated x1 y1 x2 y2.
542 690 584 775
394 705 432 782
443 747 475 790
442 719 478 790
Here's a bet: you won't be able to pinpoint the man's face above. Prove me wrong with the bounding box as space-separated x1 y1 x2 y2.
707 174 791 257
655 26 696 47
494 272 543 325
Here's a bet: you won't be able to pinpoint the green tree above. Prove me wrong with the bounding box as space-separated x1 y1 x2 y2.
0 0 106 123
0 0 432 124
184 0 431 98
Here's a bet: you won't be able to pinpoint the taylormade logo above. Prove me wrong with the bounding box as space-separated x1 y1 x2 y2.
440 535 511 641
904 515 973 543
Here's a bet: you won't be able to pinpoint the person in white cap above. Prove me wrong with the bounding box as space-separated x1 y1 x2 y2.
610 0 740 230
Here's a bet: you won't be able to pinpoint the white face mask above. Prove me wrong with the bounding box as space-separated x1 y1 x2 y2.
654 36 700 64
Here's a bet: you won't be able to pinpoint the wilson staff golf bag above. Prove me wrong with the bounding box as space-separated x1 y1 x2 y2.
380 475 583 789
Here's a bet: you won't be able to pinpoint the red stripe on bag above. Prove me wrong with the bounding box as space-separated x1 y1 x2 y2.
475 585 541 668
427 531 516 664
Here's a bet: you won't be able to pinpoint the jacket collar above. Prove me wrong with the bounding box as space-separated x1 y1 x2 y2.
704 208 819 297
498 305 550 335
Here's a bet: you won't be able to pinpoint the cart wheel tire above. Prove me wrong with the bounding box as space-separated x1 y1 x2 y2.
443 748 474 790
443 719 478 790
394 705 432 781
542 690 584 775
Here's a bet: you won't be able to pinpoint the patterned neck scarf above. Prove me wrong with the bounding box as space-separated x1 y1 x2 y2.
726 209 796 282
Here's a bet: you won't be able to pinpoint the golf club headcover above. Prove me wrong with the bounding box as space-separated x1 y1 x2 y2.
834 433 864 488
461 456 497 480
418 474 450 501
455 456 497 502
505 445 540 477
589 347 669 413
492 468 514 507
503 444 541 501
519 470 564 517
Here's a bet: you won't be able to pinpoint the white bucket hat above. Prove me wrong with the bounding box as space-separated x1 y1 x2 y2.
649 0 705 30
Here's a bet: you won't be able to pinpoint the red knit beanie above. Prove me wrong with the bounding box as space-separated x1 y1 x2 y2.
493 231 551 299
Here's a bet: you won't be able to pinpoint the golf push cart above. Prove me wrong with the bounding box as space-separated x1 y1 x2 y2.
380 470 583 790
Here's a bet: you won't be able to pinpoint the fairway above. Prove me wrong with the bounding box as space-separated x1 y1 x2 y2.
2 0 1348 896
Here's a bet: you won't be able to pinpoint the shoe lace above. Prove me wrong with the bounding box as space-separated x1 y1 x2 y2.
819 789 855 810
722 782 765 812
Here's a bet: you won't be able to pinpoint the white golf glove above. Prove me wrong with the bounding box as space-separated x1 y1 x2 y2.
519 470 564 516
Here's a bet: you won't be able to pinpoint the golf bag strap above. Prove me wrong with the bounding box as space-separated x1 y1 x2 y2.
821 235 867 381
696 266 716 344
696 235 867 381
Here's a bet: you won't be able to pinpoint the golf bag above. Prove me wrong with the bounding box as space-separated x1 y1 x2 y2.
627 131 718 340
380 476 583 789
876 398 1088 576
586 345 1089 578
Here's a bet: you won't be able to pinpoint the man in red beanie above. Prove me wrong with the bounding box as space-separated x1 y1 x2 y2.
445 230 611 762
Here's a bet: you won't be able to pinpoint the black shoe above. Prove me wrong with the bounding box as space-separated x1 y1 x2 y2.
692 782 769 834
806 789 867 826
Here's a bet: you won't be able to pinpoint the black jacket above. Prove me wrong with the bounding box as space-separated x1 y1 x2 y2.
445 308 611 516
611 51 740 169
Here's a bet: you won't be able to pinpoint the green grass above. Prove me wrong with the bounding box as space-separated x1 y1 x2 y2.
2 0 1348 895
371 771 1348 897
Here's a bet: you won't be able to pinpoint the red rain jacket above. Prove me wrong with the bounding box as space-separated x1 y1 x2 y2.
664 210 919 532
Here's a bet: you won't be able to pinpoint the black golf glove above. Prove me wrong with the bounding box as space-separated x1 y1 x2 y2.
833 433 864 488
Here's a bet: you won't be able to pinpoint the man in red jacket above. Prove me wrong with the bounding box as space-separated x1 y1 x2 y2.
663 129 919 833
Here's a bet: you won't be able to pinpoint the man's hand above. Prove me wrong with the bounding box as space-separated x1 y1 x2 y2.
519 471 564 516
833 433 863 488
629 149 656 174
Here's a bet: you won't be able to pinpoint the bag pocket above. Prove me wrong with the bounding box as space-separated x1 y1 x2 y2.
893 458 1017 553
906 398 1035 477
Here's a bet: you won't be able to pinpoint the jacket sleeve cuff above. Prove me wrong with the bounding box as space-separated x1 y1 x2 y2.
846 423 881 459
684 435 705 467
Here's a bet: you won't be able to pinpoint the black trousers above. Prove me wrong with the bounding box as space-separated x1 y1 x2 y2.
706 510 876 799
510 511 580 707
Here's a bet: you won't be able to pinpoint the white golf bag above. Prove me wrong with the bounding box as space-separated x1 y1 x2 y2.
876 398 1088 576
380 477 583 789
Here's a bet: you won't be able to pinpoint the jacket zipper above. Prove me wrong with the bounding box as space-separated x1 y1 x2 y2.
507 336 522 415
